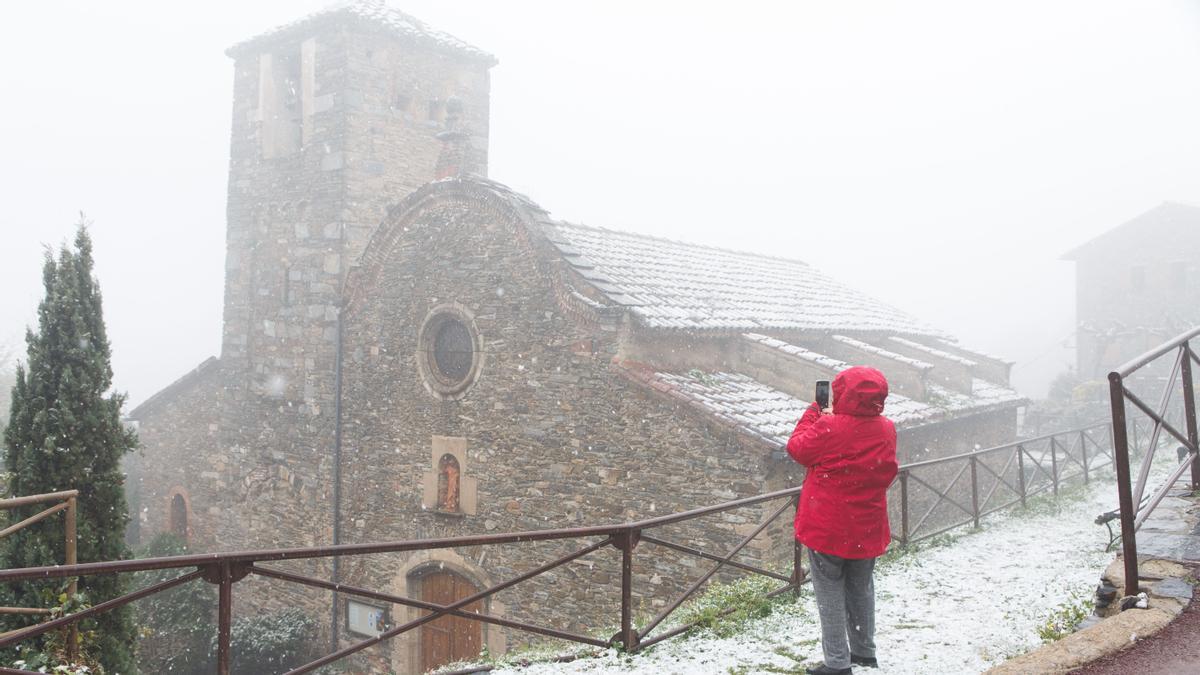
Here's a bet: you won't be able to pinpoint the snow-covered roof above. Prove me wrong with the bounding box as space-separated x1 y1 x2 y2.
831 334 935 371
888 336 977 367
227 0 496 64
543 221 940 336
931 338 1012 366
742 333 850 371
624 366 1025 447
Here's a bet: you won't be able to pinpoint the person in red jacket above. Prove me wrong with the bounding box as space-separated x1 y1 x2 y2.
787 366 898 675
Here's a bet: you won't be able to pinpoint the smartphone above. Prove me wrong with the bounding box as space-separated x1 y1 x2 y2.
814 380 830 410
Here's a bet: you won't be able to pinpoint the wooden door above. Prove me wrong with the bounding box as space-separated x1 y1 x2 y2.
419 571 482 672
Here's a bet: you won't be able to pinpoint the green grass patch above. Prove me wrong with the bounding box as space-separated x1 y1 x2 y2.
1036 592 1092 643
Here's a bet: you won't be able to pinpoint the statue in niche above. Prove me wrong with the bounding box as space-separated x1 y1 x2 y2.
437 454 461 512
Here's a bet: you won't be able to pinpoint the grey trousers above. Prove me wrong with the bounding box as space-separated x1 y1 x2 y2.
808 549 877 670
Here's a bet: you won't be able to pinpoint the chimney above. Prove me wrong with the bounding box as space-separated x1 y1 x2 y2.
434 97 471 179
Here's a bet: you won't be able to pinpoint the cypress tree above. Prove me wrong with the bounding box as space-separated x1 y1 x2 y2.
1 221 138 672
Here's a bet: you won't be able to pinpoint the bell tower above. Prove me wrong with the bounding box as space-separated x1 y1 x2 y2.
219 0 496 408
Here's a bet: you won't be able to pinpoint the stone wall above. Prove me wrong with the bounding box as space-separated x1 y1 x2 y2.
336 184 781 670
1071 207 1200 379
128 360 226 548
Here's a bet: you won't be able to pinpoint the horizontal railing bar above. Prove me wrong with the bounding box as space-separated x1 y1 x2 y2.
0 569 203 649
1115 327 1200 377
0 425 1113 585
250 565 610 648
0 607 52 615
287 537 614 674
0 666 45 674
0 529 630 583
0 501 71 540
0 490 78 511
618 486 799 531
639 535 791 583
0 490 804 583
900 423 1108 472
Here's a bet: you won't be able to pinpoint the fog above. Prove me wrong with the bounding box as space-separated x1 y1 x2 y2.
2 0 1199 406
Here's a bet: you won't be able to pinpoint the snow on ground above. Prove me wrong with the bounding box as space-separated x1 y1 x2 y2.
491 468 1167 675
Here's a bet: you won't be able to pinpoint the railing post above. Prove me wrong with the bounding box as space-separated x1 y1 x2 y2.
1109 371 1140 597
1050 437 1060 496
1016 445 1027 507
618 529 638 653
1081 430 1090 485
899 471 910 546
970 456 980 529
217 562 233 675
65 496 78 664
791 493 805 596
1181 343 1200 490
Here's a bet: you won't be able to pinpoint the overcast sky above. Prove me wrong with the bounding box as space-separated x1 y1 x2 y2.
2 0 1199 405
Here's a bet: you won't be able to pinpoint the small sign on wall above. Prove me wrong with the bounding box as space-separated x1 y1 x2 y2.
346 599 389 637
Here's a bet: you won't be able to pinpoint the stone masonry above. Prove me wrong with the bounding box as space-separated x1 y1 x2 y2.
127 3 1027 672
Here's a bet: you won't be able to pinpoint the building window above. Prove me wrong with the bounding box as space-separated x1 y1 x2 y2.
433 319 473 383
417 305 482 399
437 454 461 512
1130 265 1146 293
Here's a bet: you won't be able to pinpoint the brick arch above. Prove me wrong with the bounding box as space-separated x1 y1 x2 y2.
164 486 193 544
343 177 548 316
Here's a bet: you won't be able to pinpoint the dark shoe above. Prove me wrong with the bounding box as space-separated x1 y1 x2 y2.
805 666 852 675
851 654 878 668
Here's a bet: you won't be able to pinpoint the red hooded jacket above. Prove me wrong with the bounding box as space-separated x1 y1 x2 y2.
787 366 898 559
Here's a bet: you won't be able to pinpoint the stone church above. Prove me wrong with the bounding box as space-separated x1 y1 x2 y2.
126 1 1025 671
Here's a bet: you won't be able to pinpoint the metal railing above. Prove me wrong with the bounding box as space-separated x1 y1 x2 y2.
1108 326 1200 596
0 487 807 675
0 423 1121 674
0 490 79 662
892 422 1114 546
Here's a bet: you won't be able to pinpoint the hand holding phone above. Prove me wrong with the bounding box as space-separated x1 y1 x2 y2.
814 380 830 412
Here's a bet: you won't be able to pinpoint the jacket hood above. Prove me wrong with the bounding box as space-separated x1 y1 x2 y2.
832 366 889 416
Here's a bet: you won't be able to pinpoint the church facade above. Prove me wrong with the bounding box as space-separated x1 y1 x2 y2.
126 2 1024 671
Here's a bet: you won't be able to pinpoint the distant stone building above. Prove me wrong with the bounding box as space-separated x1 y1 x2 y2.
1064 202 1200 379
126 2 1024 671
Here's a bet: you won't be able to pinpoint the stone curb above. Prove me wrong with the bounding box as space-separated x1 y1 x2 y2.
984 559 1192 675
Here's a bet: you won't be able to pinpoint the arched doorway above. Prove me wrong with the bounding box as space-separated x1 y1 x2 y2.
169 493 188 542
416 569 482 672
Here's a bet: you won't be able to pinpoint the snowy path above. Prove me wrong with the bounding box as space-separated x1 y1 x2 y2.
491 476 1137 675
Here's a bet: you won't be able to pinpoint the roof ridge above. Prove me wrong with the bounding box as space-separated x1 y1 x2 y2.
548 220 811 268
1062 200 1200 260
227 0 496 63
